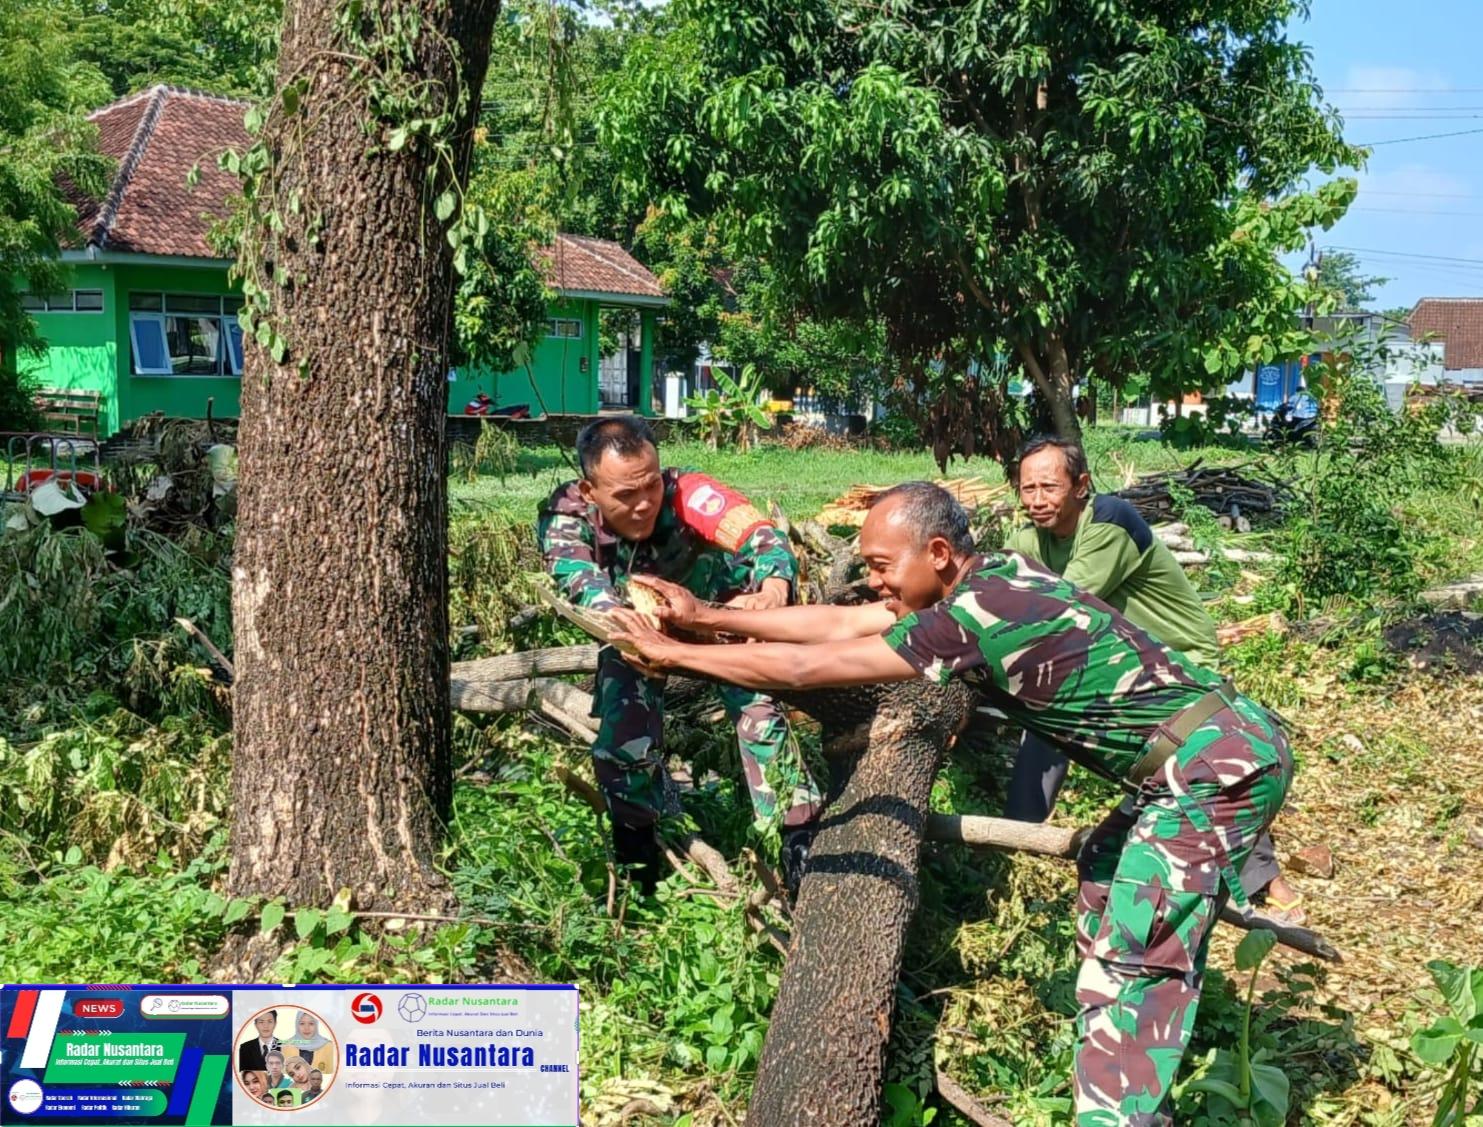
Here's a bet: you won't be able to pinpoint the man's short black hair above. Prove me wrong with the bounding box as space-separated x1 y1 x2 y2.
576 416 657 479
870 481 976 554
1012 434 1089 486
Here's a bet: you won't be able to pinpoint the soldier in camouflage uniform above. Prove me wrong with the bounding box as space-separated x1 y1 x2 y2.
614 481 1292 1126
538 416 823 893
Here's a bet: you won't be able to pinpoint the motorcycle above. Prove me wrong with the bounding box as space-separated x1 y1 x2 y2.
1265 393 1319 449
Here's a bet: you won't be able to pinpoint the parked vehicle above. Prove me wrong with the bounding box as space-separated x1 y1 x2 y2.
1265 392 1319 448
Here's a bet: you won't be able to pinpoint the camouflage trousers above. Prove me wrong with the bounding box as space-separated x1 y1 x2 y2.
1073 696 1293 1126
589 645 824 832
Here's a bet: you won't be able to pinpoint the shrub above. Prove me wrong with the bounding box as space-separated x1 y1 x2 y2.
1278 351 1475 605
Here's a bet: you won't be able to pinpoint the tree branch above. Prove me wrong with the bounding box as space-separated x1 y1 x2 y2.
925 814 1341 961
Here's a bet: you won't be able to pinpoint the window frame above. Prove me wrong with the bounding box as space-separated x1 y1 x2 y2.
547 318 583 340
128 313 174 376
21 290 104 313
223 315 244 376
127 292 244 378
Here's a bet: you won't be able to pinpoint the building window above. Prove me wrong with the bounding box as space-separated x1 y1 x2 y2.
21 290 104 313
547 318 583 339
128 293 243 376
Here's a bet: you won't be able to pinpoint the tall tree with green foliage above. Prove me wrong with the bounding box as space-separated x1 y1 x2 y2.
52 0 283 98
600 0 1359 453
0 0 113 424
1314 249 1389 310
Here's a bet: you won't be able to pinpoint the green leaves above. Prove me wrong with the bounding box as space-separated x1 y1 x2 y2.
223 899 253 926
1427 959 1483 1025
294 908 323 940
259 900 286 935
1234 926 1278 972
1409 961 1483 1126
601 0 1359 455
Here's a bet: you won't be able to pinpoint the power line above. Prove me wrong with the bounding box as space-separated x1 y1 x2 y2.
1351 206 1483 218
1344 114 1483 121
1361 190 1482 200
1328 245 1483 265
1326 87 1483 94
1353 126 1483 146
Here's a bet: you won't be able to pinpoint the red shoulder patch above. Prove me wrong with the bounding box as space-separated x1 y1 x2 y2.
674 473 769 552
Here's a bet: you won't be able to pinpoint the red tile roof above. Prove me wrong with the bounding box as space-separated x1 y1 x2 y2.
537 234 665 300
78 85 249 258
1409 298 1483 371
71 89 665 301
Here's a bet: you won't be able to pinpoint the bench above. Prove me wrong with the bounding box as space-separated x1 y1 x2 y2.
33 388 103 438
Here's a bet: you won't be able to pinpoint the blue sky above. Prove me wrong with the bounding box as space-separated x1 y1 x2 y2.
1292 0 1483 310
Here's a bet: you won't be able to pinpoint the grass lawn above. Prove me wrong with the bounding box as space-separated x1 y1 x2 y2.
449 427 1247 526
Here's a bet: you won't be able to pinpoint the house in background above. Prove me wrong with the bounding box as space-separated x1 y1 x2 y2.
20 85 665 438
456 234 665 417
1408 298 1483 385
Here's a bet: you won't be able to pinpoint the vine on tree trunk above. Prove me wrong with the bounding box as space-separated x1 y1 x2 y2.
210 0 493 380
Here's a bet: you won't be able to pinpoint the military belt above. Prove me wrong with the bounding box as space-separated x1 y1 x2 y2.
1124 677 1256 915
1124 678 1241 790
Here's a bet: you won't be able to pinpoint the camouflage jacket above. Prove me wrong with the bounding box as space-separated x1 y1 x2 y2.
884 552 1228 779
537 469 797 612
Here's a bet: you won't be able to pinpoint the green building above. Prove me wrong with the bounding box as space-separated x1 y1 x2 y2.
22 86 666 438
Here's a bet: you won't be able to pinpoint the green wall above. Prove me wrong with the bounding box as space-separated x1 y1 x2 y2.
449 297 601 416
109 262 241 426
18 263 121 433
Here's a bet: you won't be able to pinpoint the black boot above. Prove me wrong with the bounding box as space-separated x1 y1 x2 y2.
612 822 661 896
780 825 816 904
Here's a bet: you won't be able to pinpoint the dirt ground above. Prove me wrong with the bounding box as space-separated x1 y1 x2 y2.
1204 616 1483 1122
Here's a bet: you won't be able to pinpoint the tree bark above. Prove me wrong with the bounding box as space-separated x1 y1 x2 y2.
748 679 974 1126
229 0 501 912
1044 335 1081 440
1016 339 1081 441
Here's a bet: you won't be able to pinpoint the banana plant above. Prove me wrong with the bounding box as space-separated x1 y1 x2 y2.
1183 928 1290 1126
684 364 773 451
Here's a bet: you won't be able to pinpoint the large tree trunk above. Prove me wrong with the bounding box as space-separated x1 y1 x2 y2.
228 0 501 914
748 679 974 1126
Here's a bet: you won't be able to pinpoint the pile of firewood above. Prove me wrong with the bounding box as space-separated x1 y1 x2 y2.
1115 459 1292 522
816 476 1014 528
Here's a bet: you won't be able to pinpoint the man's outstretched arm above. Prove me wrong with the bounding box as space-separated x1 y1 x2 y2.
612 614 919 691
633 575 896 642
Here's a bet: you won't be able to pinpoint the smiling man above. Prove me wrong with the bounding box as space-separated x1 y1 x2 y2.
537 416 822 895
613 481 1292 1127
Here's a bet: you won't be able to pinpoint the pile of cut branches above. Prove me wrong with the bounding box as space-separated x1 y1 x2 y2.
1115 459 1292 522
816 476 1014 528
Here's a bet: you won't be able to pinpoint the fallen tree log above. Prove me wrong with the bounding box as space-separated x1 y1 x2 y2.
1217 612 1288 648
453 644 600 683
747 679 975 1127
449 673 593 721
926 814 1341 962
1172 548 1276 567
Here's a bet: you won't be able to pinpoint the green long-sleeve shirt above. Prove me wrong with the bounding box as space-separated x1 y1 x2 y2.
1004 493 1219 667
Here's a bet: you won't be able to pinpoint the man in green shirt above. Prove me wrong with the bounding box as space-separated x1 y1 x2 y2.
1005 434 1301 919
